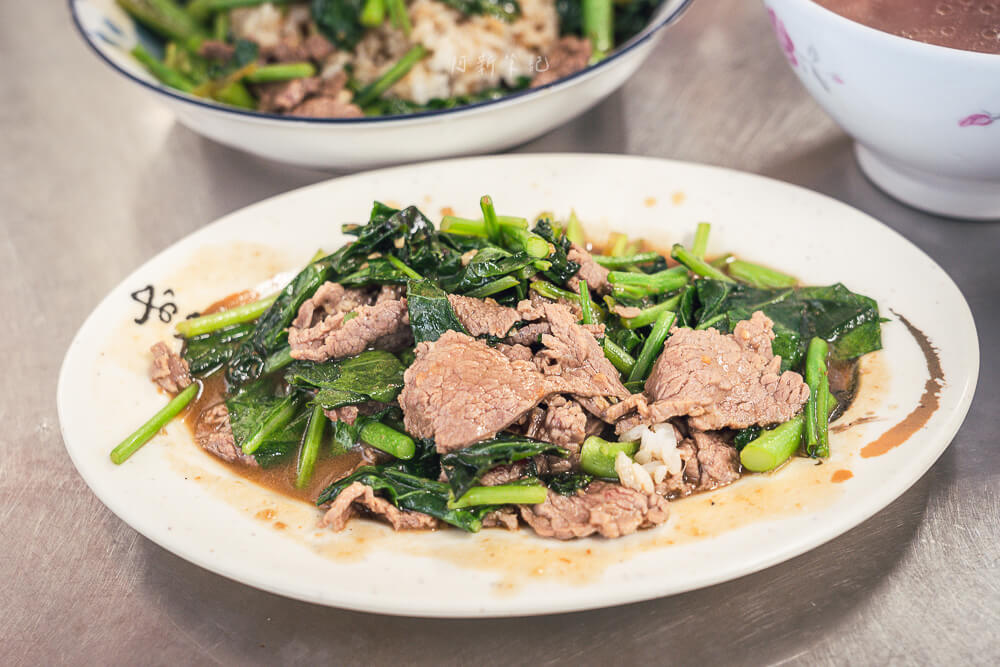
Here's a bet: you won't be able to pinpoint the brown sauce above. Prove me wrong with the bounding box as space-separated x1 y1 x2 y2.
181 366 363 505
815 0 1000 54
861 312 944 457
831 469 854 482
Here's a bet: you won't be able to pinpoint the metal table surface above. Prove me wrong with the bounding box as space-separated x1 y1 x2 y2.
3 1 997 664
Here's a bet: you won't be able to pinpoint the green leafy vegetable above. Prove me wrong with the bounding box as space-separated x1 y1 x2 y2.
546 472 594 495
311 0 365 50
440 246 535 293
285 350 406 408
316 466 496 532
182 321 254 375
439 436 567 497
406 279 470 343
532 218 580 284
438 0 521 21
225 380 303 454
226 259 334 385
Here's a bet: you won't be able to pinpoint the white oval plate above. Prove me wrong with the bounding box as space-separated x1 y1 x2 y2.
58 155 979 617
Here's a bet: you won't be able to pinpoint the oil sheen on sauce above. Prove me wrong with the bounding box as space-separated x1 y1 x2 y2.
814 0 1000 54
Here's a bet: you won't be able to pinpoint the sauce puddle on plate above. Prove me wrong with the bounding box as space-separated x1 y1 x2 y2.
163 350 894 592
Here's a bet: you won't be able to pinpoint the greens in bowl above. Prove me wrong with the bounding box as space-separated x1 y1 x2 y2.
112 0 668 118
113 195 883 540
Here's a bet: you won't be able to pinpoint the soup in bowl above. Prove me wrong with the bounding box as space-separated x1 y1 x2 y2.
763 0 1000 220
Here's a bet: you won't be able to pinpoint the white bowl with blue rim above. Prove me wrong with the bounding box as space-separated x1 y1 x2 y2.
763 0 1000 220
71 0 694 169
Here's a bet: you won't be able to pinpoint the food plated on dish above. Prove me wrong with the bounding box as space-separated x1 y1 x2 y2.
113 0 664 118
117 196 883 539
71 1 692 167
58 155 977 615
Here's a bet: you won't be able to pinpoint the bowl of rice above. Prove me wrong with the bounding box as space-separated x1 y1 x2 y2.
71 0 693 169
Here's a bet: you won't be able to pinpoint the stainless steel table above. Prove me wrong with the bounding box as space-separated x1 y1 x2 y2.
3 1 997 664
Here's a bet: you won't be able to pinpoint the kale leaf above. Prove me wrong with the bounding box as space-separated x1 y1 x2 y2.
406 279 469 343
533 218 580 285
546 471 594 495
316 466 495 532
440 246 535 293
439 436 567 498
182 321 254 376
311 0 365 50
438 0 520 21
285 350 406 408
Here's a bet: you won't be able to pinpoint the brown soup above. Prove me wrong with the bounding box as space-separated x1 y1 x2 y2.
814 0 1000 54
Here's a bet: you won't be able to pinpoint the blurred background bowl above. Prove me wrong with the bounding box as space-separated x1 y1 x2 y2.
763 0 1000 220
72 0 693 170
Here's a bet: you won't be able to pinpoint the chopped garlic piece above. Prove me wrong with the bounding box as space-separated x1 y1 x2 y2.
615 451 655 495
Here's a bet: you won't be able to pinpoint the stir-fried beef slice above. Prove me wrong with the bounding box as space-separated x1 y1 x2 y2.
304 33 334 62
479 460 532 486
376 283 406 303
645 311 810 430
256 76 321 112
288 297 411 362
566 243 610 295
291 95 364 118
536 302 629 403
519 481 669 540
604 393 650 423
497 343 534 363
613 305 643 318
531 36 593 89
291 281 373 329
197 40 235 60
323 401 385 426
321 482 438 531
398 331 551 452
505 322 550 346
656 423 740 497
482 508 520 531
194 403 259 467
691 429 741 490
261 37 310 64
529 396 588 449
448 294 524 338
150 342 192 394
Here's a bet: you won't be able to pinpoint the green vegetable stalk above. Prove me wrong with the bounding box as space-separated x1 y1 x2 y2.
355 44 427 107
671 243 735 283
592 251 661 269
117 0 206 47
361 0 387 27
175 294 278 338
448 483 548 509
579 279 597 325
564 211 585 246
131 45 196 93
608 266 688 296
728 259 797 289
295 403 327 488
582 0 613 59
241 395 300 455
110 382 199 464
580 436 638 478
691 222 711 259
626 308 676 383
601 338 636 376
244 62 317 84
360 422 416 460
803 337 831 457
739 416 804 472
621 296 681 330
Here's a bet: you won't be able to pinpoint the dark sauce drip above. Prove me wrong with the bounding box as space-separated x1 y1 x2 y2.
860 312 944 458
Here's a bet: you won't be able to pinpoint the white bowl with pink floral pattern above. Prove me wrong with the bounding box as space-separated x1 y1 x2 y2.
763 0 1000 220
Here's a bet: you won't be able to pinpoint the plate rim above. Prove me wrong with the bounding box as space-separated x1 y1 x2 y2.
57 153 981 617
